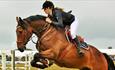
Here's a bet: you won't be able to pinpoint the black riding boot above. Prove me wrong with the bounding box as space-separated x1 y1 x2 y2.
73 36 84 56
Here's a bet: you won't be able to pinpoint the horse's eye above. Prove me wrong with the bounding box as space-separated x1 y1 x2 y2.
17 27 23 34
17 30 22 35
19 31 22 34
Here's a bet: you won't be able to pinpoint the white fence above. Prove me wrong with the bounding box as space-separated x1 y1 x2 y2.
0 49 114 70
0 50 35 70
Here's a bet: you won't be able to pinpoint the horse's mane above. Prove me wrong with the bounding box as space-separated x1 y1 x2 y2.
24 14 64 33
25 15 46 22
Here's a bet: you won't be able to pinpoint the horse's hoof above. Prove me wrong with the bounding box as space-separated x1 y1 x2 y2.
31 60 48 69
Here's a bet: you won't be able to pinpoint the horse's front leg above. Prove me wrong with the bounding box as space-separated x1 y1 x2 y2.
31 49 55 69
31 59 48 69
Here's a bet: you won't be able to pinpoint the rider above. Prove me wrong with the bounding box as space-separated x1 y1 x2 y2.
42 1 83 54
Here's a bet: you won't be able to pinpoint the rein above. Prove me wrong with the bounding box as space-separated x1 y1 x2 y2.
30 36 37 44
24 19 51 44
31 21 51 45
38 22 51 37
37 22 51 45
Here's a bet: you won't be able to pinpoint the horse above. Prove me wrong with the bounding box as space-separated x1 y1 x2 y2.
16 15 115 70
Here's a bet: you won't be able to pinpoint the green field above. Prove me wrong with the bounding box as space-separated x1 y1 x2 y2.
0 62 115 70
0 64 79 70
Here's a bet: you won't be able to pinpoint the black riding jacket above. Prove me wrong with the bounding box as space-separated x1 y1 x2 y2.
48 8 75 28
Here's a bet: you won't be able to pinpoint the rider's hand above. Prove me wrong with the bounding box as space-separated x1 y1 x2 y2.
65 25 70 30
46 18 52 23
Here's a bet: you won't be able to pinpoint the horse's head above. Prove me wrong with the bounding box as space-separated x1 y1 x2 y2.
16 17 33 52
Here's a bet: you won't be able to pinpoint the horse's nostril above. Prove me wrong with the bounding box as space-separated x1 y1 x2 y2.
18 48 25 52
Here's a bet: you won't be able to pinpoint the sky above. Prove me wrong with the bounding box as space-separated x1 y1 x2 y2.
0 0 115 50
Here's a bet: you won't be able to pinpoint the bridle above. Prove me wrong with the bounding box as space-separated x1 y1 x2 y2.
17 19 51 46
16 25 31 47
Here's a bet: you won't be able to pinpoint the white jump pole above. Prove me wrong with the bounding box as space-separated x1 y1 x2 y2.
25 54 28 70
11 50 15 70
28 53 31 70
25 52 32 70
28 52 33 70
1 50 6 70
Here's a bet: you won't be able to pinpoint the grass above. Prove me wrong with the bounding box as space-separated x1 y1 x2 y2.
45 64 79 70
0 64 79 70
0 61 115 70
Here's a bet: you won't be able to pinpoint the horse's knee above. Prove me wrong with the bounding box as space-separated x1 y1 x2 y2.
33 53 44 61
31 60 36 67
34 53 40 59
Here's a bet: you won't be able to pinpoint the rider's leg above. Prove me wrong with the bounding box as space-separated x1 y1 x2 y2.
73 36 83 54
70 18 83 54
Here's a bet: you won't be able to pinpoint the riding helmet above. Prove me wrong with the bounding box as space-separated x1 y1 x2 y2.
42 1 54 9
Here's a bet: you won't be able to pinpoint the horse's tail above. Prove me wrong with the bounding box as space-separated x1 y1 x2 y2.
103 53 115 70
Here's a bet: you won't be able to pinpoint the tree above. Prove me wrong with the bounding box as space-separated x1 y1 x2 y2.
108 46 112 49
21 56 26 61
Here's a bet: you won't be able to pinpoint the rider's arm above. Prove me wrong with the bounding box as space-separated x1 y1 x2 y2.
52 9 64 27
63 11 75 26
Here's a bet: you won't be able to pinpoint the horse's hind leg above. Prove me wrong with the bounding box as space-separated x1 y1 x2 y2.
80 67 91 70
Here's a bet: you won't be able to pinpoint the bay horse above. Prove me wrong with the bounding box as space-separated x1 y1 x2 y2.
16 15 115 70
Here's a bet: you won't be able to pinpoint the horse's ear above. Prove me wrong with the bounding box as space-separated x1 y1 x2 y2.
18 17 28 29
18 17 25 25
16 16 19 23
16 16 23 24
19 17 23 23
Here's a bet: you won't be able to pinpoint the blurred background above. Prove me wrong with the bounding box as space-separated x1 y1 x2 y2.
0 0 115 50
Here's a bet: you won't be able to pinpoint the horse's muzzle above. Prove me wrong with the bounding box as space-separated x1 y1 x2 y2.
18 47 26 52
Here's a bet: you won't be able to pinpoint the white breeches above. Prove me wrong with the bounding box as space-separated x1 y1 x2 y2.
70 18 79 39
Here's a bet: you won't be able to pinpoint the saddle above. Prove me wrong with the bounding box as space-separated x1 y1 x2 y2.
65 29 89 50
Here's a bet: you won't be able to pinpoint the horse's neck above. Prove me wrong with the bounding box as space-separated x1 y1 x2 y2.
40 25 64 40
31 20 46 37
40 25 55 40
